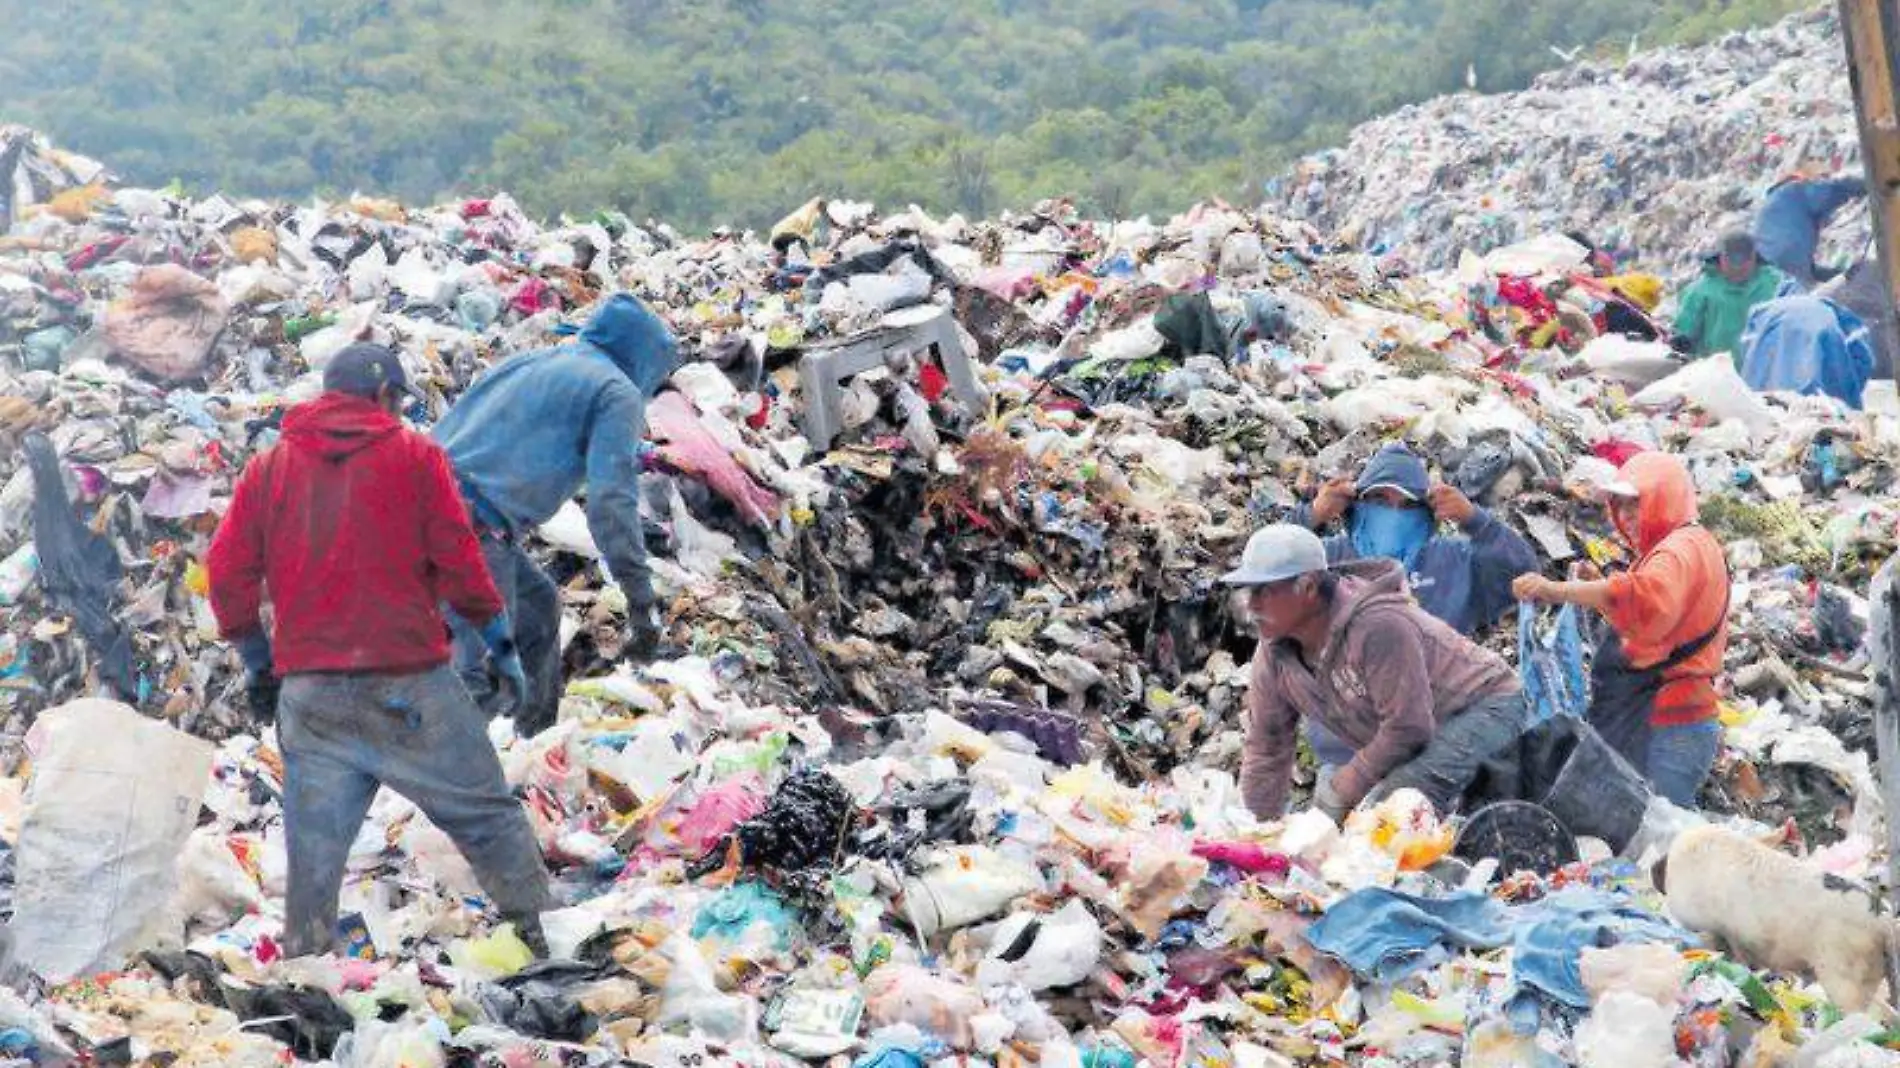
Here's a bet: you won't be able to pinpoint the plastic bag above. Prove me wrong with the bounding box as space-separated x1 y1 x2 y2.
1116 847 1210 942
1579 943 1685 1007
26 432 137 699
1630 356 1775 438
657 933 757 1042
333 1018 449 1068
863 964 982 1049
976 899 1105 991
11 699 214 981
1573 991 1676 1067
1519 603 1587 725
899 846 1041 938
447 925 535 980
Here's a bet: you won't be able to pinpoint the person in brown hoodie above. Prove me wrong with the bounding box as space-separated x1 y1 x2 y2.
1222 524 1527 822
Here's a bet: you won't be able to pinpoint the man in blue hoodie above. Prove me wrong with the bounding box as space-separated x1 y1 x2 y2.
1754 174 1864 287
1294 442 1538 769
435 293 679 734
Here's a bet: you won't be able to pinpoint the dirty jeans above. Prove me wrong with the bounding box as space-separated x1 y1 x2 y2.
1646 720 1721 808
278 667 551 957
447 533 563 736
1362 691 1531 814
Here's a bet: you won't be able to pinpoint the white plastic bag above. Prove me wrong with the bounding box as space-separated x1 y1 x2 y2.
1630 356 1775 438
1574 990 1676 1067
12 699 213 981
977 899 1105 990
333 1018 449 1068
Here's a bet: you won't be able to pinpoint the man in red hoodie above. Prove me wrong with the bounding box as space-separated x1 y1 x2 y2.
208 344 551 957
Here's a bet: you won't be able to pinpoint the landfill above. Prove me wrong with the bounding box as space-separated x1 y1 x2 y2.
1270 7 1871 281
0 80 1897 1067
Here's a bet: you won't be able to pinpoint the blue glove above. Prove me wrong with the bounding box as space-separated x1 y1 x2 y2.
478 614 528 718
233 631 279 722
235 631 273 675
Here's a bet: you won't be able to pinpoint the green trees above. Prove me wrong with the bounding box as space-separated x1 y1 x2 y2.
0 0 1809 229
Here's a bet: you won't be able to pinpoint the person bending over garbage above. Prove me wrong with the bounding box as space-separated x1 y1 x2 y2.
1224 524 1530 823
207 344 552 958
1295 443 1536 773
435 293 680 735
1754 172 1864 288
1514 452 1729 807
1671 230 1786 364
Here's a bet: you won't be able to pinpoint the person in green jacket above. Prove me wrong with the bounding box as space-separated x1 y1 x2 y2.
1671 230 1786 366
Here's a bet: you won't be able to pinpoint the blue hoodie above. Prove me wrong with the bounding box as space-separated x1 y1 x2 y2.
1294 444 1538 637
435 294 678 606
1740 294 1874 409
1754 177 1863 283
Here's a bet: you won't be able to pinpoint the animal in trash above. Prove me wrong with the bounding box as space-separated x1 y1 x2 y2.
1658 824 1890 1011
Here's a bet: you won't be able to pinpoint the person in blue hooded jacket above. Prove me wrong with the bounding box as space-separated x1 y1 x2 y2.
1754 174 1864 287
1293 443 1539 768
435 293 679 734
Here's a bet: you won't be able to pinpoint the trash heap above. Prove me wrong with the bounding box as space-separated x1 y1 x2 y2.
1270 7 1870 278
0 126 1897 1064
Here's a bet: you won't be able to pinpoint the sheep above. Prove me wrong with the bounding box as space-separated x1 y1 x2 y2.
1658 824 1892 1012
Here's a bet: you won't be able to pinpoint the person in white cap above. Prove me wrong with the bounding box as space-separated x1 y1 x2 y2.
1223 524 1528 822
1514 451 1728 807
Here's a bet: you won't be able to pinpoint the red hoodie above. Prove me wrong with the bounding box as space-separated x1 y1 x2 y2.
207 393 503 675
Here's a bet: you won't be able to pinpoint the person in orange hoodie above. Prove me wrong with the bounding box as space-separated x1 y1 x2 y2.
1513 452 1729 807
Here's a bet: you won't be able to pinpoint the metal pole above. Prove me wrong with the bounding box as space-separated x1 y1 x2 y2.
1838 0 1900 383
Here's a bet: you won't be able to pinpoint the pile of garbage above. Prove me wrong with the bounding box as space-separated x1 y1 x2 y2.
0 123 1897 1064
1270 7 1869 278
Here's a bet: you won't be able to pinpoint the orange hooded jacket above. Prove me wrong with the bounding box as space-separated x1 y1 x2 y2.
1603 453 1730 727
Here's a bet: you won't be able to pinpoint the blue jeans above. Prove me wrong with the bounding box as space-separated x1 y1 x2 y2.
278 667 551 956
447 533 564 735
1646 720 1721 808
1364 692 1532 814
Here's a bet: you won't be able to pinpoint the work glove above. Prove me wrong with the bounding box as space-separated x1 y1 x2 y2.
479 614 528 718
1313 773 1350 824
235 631 280 723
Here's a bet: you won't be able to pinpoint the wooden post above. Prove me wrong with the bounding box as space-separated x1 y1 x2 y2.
1842 0 1900 999
1877 584 1900 1000
1839 0 1900 384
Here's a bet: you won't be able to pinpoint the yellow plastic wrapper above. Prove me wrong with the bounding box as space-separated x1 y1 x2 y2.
447 925 535 980
183 559 211 597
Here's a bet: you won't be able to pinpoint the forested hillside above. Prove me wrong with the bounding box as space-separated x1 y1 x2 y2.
0 0 1808 228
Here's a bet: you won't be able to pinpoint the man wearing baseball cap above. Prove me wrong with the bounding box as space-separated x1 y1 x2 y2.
207 342 551 957
1223 524 1529 822
1671 229 1786 364
1294 442 1537 783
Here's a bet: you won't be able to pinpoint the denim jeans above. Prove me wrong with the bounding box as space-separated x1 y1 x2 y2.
1646 720 1721 808
446 533 564 735
277 666 551 956
1364 691 1532 814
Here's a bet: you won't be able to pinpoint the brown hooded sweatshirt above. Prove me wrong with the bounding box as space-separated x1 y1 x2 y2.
1240 558 1521 819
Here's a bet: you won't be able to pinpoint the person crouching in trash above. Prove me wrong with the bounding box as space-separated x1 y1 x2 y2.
1514 452 1730 807
1224 524 1530 823
1294 442 1537 781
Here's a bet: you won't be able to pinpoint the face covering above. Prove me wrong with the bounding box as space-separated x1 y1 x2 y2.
1349 504 1434 570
